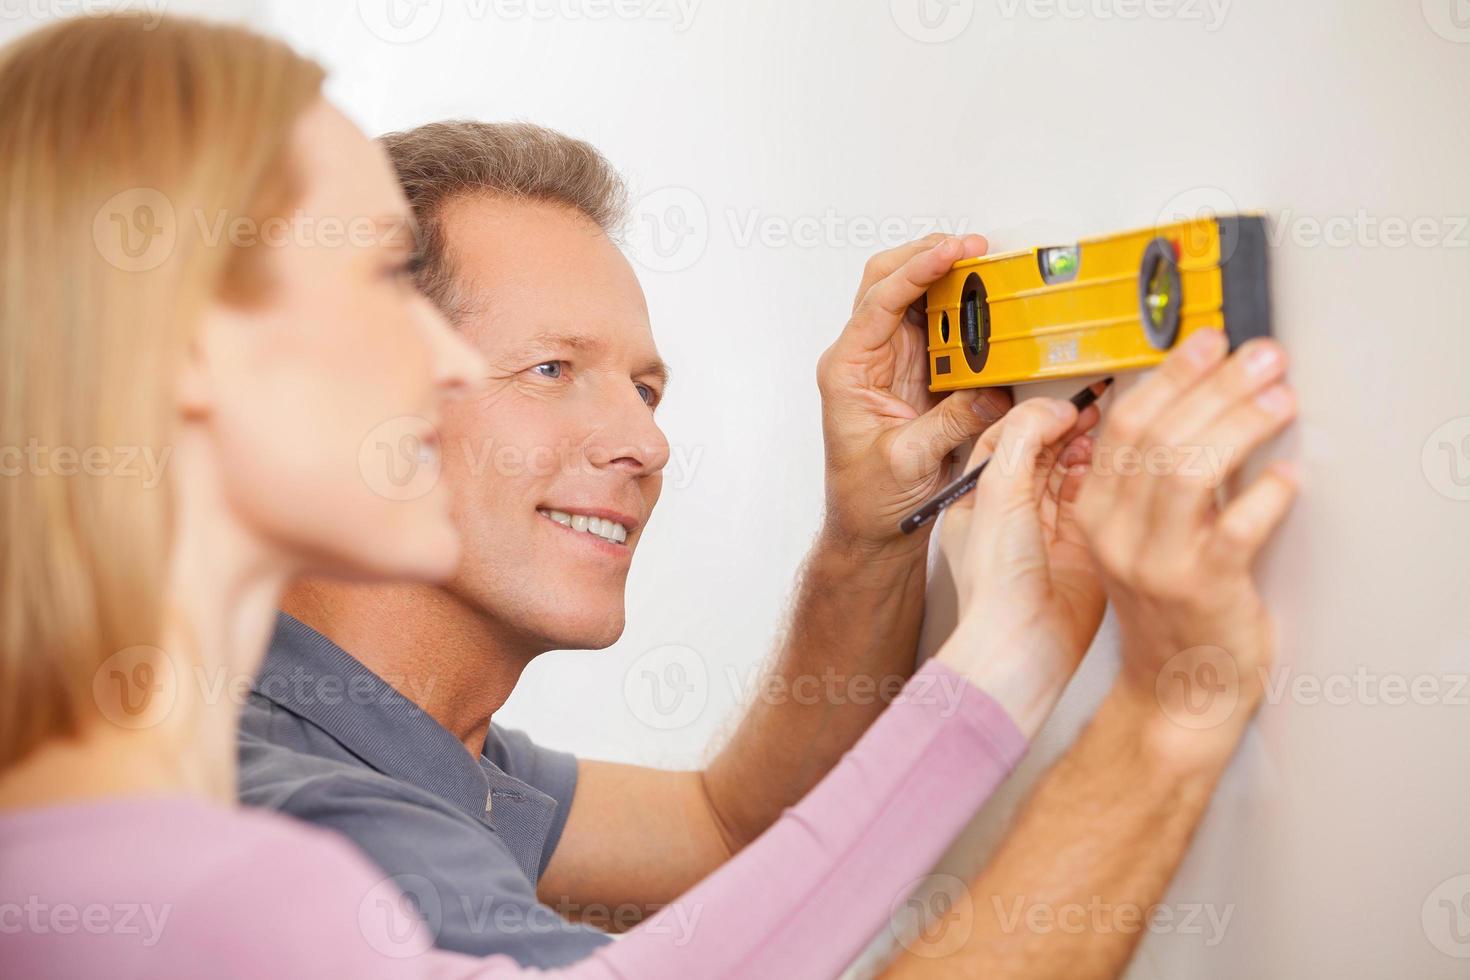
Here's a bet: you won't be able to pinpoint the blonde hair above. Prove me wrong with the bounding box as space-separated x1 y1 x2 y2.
0 15 324 771
379 121 628 321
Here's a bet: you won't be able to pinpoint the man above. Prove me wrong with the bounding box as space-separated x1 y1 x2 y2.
238 121 1011 967
240 121 1298 976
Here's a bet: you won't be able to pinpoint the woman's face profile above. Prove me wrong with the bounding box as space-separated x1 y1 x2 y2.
187 99 485 583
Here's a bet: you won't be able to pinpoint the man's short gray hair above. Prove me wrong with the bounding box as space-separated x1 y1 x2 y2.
379 120 629 320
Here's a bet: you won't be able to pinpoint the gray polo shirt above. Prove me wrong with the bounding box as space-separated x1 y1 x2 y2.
237 613 611 967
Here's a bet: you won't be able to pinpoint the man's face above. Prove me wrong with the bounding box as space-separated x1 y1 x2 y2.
436 198 670 653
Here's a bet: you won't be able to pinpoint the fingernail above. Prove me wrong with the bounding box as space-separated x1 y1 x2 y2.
1047 399 1074 421
1244 341 1283 378
1181 329 1226 365
1256 384 1294 415
972 391 1008 423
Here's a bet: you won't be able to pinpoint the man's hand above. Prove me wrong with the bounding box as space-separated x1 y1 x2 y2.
1077 328 1298 756
817 234 1013 556
933 396 1107 736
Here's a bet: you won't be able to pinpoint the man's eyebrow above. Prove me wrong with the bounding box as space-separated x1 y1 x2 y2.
519 331 604 355
514 331 671 386
642 359 671 388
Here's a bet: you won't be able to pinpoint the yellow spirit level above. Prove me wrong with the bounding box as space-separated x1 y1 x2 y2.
926 214 1271 391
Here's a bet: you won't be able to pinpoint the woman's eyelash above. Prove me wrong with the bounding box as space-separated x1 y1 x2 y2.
391 253 426 279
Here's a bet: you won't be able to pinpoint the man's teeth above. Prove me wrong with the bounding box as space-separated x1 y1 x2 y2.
539 509 629 544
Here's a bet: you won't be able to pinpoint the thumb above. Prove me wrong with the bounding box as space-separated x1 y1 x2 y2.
955 399 1079 597
897 387 1012 479
968 399 1079 519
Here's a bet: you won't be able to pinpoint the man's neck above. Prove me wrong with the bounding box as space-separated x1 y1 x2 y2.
282 580 541 757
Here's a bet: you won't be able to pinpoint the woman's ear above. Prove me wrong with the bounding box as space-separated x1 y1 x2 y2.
177 306 225 422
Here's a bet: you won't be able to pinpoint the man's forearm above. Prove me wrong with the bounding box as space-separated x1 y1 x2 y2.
886 682 1255 980
700 531 930 850
540 534 931 917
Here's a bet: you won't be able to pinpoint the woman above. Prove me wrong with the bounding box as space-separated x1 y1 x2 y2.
0 13 1109 979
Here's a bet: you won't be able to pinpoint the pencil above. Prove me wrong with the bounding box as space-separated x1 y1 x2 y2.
899 377 1114 536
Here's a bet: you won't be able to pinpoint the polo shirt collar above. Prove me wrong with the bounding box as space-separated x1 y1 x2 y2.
253 613 500 827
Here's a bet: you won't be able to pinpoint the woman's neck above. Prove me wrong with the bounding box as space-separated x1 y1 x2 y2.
0 436 292 811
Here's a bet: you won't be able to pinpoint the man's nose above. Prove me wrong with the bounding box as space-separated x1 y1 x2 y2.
586 384 670 477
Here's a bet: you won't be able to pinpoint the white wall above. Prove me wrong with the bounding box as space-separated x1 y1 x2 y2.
0 0 270 42
260 2 1470 976
12 1 1465 975
870 4 1470 978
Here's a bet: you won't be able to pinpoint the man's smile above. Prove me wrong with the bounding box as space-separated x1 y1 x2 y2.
536 506 638 556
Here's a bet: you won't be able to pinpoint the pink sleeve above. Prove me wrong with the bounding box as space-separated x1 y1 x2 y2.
434 659 1026 979
0 665 1024 980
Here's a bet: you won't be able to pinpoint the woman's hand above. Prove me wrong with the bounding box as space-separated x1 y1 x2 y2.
934 395 1107 736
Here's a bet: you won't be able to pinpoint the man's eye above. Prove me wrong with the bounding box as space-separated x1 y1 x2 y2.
533 361 564 379
636 383 659 408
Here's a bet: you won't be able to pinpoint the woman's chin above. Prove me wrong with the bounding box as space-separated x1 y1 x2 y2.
373 520 462 584
300 516 462 586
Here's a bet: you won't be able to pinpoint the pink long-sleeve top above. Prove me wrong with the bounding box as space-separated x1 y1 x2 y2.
0 659 1026 979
